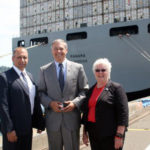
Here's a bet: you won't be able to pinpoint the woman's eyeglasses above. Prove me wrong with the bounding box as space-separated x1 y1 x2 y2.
95 69 106 72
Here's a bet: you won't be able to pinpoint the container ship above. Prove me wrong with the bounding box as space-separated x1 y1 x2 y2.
12 0 150 100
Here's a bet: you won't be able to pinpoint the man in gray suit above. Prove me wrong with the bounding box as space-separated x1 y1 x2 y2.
38 39 89 150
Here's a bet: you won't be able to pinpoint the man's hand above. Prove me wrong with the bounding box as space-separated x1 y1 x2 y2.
63 101 75 112
7 130 18 142
49 101 62 112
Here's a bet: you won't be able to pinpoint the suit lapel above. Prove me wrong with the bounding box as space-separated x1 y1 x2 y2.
17 75 29 96
96 80 112 104
50 62 62 93
86 84 96 102
19 80 29 95
27 72 37 94
27 72 33 83
63 60 71 93
11 68 29 96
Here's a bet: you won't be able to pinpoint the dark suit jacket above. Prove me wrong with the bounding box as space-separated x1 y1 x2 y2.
0 68 45 136
81 80 128 136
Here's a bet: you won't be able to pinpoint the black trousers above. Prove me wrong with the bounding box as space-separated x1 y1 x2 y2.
86 122 123 150
2 132 32 150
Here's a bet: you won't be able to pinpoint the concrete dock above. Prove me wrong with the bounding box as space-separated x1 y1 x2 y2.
0 99 149 150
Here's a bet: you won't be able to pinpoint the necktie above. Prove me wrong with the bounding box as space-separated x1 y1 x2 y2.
21 72 29 89
59 63 64 92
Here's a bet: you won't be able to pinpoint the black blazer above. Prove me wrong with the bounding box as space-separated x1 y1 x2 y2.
0 68 45 136
81 80 128 136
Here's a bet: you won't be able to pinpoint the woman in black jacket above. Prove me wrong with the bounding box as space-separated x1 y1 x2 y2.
81 58 128 150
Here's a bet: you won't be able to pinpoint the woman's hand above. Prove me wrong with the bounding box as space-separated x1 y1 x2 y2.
115 125 125 149
82 130 89 146
114 136 123 149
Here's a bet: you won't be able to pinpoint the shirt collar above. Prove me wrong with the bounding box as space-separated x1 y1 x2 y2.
54 59 67 68
13 65 26 76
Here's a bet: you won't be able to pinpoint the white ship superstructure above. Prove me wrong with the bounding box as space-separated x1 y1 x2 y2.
20 0 150 36
12 0 150 100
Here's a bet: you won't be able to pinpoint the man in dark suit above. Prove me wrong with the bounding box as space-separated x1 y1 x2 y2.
0 47 45 150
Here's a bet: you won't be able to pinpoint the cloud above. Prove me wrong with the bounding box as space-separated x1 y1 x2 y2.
0 0 19 66
0 0 19 35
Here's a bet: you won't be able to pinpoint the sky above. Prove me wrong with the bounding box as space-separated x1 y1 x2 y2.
0 0 20 67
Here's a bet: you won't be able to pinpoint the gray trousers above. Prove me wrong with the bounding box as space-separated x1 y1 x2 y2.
47 122 80 150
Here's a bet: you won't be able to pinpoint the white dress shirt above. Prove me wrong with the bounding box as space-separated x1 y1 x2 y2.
13 65 35 114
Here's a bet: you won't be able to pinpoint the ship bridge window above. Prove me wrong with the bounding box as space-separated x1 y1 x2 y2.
148 24 150 33
66 32 87 41
30 37 48 46
110 25 138 36
18 40 25 47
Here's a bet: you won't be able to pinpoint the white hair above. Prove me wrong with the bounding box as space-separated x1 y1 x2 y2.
92 58 112 79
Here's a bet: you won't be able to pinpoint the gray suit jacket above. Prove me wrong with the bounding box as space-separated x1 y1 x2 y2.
38 60 89 131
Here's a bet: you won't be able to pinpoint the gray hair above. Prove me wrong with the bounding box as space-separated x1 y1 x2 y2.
51 39 68 50
92 58 112 79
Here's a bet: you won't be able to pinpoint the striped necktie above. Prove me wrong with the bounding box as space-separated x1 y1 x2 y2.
21 72 29 89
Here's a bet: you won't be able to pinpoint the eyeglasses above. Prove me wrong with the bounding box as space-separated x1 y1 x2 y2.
95 69 106 72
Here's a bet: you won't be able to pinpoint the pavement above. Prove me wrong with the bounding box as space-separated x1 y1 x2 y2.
123 108 150 150
0 97 150 150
